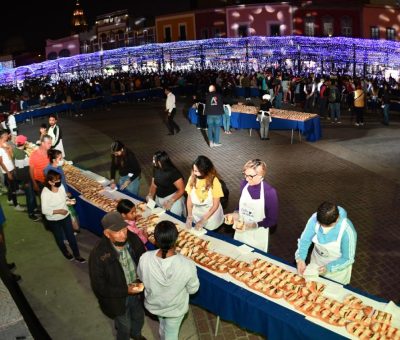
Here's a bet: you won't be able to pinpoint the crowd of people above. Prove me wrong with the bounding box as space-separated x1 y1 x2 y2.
0 65 383 339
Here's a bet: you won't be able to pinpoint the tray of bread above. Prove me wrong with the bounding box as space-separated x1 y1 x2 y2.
63 164 104 193
270 108 318 122
231 104 259 115
172 229 399 339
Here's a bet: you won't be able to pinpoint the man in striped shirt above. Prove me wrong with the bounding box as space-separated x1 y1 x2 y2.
295 202 357 285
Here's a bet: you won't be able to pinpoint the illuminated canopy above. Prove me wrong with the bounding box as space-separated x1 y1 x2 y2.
1 36 400 85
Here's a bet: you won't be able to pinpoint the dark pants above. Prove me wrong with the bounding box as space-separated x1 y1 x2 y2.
244 87 251 99
115 295 144 340
354 107 364 123
46 216 80 258
5 175 18 206
197 114 207 129
319 97 328 117
23 181 37 215
166 108 180 134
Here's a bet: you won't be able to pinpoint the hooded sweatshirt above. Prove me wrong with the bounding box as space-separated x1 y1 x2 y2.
137 250 199 317
295 206 357 273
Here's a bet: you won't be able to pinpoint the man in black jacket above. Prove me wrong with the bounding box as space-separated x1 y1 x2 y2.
204 85 224 147
89 211 146 340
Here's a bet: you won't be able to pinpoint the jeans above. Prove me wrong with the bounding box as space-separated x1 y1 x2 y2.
119 175 140 196
259 116 270 139
115 295 144 340
329 102 341 120
23 181 37 215
159 314 185 340
207 115 222 144
275 93 283 109
383 104 390 124
46 215 80 257
222 113 230 132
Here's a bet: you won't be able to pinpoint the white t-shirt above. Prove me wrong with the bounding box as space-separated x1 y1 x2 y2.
0 147 15 173
41 185 70 221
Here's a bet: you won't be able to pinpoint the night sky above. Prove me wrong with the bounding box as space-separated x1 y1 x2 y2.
0 0 192 54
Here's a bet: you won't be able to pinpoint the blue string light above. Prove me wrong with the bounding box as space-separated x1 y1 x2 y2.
1 36 399 85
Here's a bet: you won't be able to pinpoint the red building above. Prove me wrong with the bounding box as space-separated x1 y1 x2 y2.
292 0 362 38
195 8 227 39
226 3 292 38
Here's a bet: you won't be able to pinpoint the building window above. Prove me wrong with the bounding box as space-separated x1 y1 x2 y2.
179 24 187 40
213 27 221 38
370 26 379 39
238 25 248 37
201 28 209 39
58 49 70 58
164 26 172 42
304 17 315 36
47 52 58 60
341 16 352 37
270 24 280 36
387 27 395 40
322 16 334 36
118 30 124 40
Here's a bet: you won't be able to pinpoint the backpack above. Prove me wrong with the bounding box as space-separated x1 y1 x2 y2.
328 87 337 103
219 179 229 210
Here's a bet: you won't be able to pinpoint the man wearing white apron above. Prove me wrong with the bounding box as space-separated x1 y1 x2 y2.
234 159 278 252
48 114 65 157
185 156 224 231
295 202 357 285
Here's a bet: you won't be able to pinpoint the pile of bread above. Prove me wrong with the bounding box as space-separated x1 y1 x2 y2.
174 230 399 339
63 164 116 212
270 108 318 121
231 104 259 115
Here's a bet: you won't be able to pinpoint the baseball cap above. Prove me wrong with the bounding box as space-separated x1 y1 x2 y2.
15 135 28 146
101 211 128 232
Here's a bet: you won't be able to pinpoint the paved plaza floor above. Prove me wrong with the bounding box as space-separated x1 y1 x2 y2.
4 98 400 339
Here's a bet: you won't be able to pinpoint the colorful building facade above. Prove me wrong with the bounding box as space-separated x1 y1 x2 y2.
226 3 292 38
362 4 400 40
155 12 196 43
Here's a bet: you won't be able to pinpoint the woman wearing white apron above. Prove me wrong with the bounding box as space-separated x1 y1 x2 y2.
146 151 186 217
185 156 224 231
295 202 357 285
234 159 278 252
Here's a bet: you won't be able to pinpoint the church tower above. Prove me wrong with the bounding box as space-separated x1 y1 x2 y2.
72 0 88 34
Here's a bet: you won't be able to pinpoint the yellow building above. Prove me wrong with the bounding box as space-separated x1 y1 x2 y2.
155 12 196 43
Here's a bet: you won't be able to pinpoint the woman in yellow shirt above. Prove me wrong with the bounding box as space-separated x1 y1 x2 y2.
185 156 224 231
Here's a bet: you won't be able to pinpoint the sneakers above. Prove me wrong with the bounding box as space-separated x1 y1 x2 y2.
7 200 13 206
28 214 42 222
209 141 214 148
213 143 222 147
64 253 74 261
75 257 86 264
354 123 360 127
16 189 25 195
14 205 26 212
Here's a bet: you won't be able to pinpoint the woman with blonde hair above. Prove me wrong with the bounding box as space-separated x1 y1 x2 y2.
185 156 224 231
233 159 278 252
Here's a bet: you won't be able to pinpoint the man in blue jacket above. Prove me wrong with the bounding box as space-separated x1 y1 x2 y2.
295 201 357 285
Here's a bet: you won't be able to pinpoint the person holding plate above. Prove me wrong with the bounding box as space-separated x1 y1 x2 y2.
233 159 278 252
185 155 224 231
295 201 357 285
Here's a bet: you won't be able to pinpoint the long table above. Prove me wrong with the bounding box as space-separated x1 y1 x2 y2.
188 107 322 142
67 174 393 340
15 88 165 123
